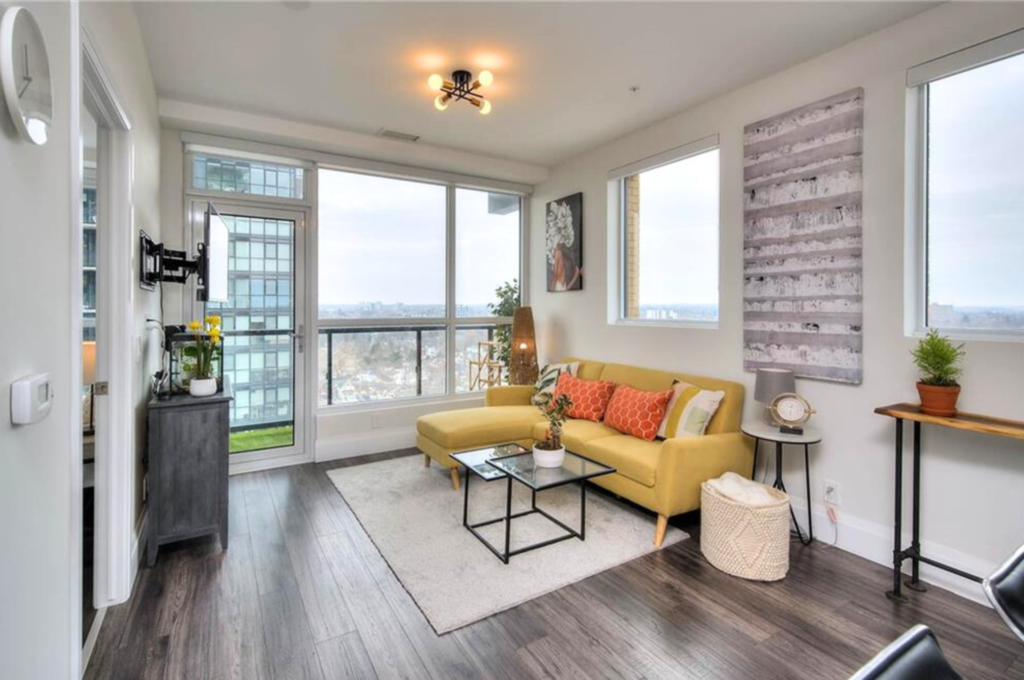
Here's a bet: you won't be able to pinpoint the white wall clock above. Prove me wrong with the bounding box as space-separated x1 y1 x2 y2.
1 6 52 145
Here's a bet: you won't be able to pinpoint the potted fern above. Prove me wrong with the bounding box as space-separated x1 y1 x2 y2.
533 392 573 468
911 330 966 416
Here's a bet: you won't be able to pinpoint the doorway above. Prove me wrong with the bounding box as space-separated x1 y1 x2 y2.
187 199 308 466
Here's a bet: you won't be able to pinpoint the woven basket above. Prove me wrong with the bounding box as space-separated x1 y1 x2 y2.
700 481 790 581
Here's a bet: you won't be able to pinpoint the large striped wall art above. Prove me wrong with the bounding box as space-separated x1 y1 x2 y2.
742 88 864 385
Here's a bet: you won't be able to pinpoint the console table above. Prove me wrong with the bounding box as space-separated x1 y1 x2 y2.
874 403 1024 602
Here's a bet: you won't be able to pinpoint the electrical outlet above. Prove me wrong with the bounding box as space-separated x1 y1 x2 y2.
371 413 382 429
824 480 841 507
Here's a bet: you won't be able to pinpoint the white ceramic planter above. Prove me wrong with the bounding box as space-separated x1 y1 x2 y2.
533 445 565 468
189 378 218 397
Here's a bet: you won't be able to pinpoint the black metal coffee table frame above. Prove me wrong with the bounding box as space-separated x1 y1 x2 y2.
454 449 615 565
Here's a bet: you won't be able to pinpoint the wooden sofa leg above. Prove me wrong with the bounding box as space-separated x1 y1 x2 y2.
424 454 431 467
654 515 669 547
450 467 461 491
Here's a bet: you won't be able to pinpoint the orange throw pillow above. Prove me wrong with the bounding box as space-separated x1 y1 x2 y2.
552 373 618 422
603 384 674 441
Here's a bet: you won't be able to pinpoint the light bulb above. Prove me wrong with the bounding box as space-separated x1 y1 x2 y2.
478 70 494 87
427 73 444 91
518 342 528 350
434 94 449 111
479 99 492 115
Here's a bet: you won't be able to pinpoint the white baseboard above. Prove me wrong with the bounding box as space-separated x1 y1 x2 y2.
315 426 418 463
789 495 994 607
80 606 106 678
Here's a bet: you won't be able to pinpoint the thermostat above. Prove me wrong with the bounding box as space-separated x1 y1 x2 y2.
11 373 53 425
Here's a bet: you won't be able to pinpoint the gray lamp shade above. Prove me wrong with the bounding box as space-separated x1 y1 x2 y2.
754 368 796 403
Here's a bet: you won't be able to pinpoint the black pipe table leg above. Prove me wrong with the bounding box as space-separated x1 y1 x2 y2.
905 420 927 592
887 418 908 602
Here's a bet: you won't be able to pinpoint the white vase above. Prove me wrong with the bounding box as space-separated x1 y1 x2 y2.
533 445 565 468
189 378 218 397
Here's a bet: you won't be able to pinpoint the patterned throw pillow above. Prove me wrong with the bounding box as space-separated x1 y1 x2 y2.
533 362 579 402
603 384 674 441
657 380 725 438
551 373 618 422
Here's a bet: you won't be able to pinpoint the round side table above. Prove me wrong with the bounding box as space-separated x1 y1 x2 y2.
741 421 822 546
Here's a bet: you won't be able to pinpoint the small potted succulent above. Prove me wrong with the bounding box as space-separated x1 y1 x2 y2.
533 392 573 468
911 329 966 416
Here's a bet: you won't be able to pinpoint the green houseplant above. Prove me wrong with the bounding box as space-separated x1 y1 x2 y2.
533 391 573 468
911 330 966 416
488 279 520 374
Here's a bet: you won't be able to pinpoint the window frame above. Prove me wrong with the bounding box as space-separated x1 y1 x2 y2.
315 164 528 411
179 134 532 413
608 134 721 330
907 28 1024 342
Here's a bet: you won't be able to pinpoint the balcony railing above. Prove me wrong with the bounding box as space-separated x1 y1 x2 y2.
318 325 499 406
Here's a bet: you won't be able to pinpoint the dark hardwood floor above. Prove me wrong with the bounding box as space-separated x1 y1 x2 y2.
85 449 1023 680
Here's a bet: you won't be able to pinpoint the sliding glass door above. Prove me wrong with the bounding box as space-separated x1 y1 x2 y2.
190 199 306 461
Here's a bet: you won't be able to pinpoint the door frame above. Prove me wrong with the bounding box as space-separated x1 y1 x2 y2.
183 196 312 473
72 25 136 671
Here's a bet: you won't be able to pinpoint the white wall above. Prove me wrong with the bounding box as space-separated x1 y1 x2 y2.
530 2 1024 601
81 1 162 534
0 3 77 678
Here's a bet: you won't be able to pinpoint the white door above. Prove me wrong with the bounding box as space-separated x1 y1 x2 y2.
189 199 307 465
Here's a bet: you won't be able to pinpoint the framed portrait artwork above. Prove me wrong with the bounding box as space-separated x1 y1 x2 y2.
546 192 583 292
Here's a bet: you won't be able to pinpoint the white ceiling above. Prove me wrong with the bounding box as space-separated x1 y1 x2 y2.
134 1 933 167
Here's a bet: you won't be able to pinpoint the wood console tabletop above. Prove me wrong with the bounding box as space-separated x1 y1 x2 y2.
874 403 1024 441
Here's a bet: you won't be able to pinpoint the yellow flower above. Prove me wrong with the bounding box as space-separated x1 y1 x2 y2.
205 315 222 328
187 319 202 332
210 329 222 343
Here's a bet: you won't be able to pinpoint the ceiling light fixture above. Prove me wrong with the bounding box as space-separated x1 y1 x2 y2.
427 69 493 115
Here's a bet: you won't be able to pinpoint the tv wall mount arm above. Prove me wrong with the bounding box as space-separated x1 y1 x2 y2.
140 230 208 298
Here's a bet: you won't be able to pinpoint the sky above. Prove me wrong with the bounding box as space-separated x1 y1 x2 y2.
317 170 519 310
928 51 1024 308
637 149 720 306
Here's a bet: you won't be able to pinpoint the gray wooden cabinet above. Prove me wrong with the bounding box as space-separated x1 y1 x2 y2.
146 387 232 566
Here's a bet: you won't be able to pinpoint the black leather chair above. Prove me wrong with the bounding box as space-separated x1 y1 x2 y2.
984 542 1024 644
848 625 962 680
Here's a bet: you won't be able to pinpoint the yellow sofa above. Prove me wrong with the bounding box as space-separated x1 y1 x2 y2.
416 358 753 546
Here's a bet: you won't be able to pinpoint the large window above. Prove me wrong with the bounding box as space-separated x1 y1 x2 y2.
318 168 522 406
619 145 719 324
920 48 1024 333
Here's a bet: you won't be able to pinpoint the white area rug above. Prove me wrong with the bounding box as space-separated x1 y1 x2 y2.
327 456 687 634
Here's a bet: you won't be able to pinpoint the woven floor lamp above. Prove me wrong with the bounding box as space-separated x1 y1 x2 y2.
509 307 539 385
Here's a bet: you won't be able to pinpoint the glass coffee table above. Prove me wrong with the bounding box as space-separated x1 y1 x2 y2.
451 444 615 564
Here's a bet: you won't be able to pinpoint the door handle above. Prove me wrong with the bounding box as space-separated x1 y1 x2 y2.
291 325 305 353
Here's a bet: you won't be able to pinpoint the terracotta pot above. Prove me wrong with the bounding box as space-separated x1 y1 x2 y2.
916 383 960 417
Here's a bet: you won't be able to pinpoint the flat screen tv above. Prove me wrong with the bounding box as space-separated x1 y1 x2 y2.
198 203 229 303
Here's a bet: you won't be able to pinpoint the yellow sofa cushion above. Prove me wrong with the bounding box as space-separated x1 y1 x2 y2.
417 406 543 450
531 418 619 452
584 435 660 488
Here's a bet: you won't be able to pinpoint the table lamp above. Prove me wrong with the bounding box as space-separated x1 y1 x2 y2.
509 307 539 385
82 341 96 434
754 368 795 426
